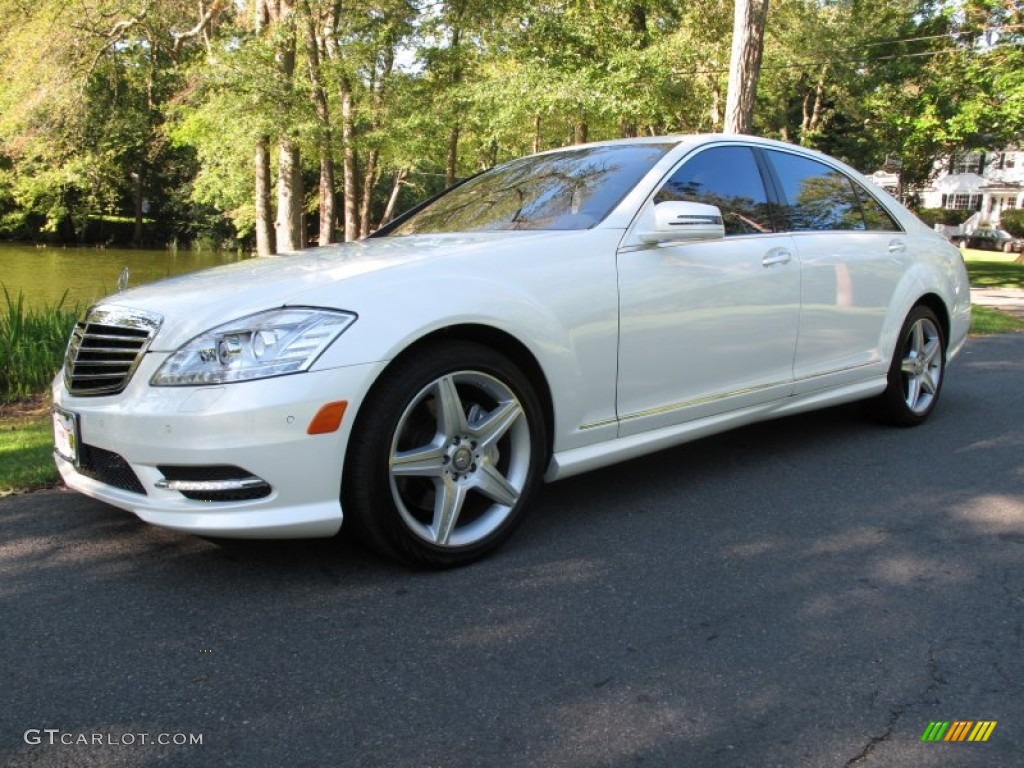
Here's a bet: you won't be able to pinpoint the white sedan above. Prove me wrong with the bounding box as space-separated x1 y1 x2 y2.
52 135 971 566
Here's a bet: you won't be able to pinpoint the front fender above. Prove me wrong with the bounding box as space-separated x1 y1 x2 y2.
304 233 624 452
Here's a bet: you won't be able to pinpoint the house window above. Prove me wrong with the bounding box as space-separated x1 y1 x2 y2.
955 153 983 175
949 194 981 210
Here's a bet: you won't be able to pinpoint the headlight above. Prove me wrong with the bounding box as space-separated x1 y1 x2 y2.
151 308 357 386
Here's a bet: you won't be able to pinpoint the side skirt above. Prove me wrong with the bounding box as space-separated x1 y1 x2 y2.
544 377 886 482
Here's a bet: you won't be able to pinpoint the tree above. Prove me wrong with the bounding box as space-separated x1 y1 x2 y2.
0 0 226 244
724 0 770 134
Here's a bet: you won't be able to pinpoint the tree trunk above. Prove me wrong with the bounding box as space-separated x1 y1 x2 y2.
276 138 302 252
318 155 335 245
359 149 379 235
271 0 303 250
132 171 143 247
303 1 335 245
708 78 723 130
444 23 462 187
724 0 770 135
574 121 588 144
255 137 275 256
340 76 359 241
808 64 828 137
357 43 394 235
445 125 460 188
533 115 542 154
380 168 407 228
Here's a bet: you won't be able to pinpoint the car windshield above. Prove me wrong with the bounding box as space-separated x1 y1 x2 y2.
387 143 674 235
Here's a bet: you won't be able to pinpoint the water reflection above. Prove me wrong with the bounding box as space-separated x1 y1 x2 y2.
0 244 250 308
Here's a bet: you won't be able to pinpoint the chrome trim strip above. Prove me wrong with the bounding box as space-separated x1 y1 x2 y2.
579 417 619 431
155 477 269 492
792 361 876 384
618 380 790 423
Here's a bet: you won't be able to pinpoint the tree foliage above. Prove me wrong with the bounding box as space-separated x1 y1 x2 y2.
0 0 1021 248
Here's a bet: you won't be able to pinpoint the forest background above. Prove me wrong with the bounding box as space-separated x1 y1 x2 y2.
1 0 1022 255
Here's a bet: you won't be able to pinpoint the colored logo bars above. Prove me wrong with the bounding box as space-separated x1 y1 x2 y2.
921 721 997 742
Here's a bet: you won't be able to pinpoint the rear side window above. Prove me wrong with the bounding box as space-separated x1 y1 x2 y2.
854 185 901 231
654 146 775 236
767 151 866 231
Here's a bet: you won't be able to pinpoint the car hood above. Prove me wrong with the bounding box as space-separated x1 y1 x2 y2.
99 232 559 350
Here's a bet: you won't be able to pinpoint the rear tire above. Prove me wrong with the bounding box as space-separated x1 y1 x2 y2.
871 306 945 426
344 341 547 568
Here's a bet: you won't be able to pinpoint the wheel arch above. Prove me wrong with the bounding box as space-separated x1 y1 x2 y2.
356 323 556 461
914 293 951 350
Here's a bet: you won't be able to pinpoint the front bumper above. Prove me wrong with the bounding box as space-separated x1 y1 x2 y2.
52 354 386 538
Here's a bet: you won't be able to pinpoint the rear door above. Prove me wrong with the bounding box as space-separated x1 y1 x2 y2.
762 149 906 393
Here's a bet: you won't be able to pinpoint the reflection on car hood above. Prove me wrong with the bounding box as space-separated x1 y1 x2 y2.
97 232 554 350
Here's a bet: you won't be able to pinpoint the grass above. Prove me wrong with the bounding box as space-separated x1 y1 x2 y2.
961 249 1024 334
970 304 1024 335
0 395 58 495
1 284 80 403
962 249 1024 289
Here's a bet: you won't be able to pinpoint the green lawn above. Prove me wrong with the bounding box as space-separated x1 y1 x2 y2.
0 399 58 495
962 249 1024 289
970 304 1024 335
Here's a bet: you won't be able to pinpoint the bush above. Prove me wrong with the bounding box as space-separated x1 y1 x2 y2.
914 208 976 228
1 286 80 402
1000 209 1024 238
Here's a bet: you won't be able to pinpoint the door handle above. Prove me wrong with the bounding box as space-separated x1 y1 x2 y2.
888 239 907 254
762 249 793 267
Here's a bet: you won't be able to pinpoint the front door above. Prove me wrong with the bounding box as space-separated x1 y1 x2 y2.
616 145 801 437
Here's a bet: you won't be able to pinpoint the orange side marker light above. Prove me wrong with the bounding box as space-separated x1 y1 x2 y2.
307 401 348 435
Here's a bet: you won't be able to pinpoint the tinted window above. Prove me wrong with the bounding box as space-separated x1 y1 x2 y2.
855 185 901 231
389 144 673 235
654 146 774 236
768 151 866 232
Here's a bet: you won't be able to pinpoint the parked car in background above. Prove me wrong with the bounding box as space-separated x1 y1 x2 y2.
951 228 1024 253
53 135 972 567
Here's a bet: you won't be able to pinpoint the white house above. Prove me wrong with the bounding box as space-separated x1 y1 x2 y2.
918 149 1024 226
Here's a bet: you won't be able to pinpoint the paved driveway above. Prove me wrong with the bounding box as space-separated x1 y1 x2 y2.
2 334 1022 767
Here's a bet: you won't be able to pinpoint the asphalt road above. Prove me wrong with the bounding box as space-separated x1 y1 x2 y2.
2 334 1022 768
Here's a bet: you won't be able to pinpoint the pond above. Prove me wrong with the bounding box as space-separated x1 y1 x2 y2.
0 243 252 309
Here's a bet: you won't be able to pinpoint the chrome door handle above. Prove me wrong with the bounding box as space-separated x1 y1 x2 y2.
888 239 907 254
762 249 793 267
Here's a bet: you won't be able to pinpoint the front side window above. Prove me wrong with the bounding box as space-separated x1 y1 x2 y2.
388 144 673 235
654 146 774 236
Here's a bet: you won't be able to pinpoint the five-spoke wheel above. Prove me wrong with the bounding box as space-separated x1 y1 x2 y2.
873 305 946 426
345 341 545 567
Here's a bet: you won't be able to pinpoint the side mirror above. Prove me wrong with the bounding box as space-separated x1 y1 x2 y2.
637 201 725 244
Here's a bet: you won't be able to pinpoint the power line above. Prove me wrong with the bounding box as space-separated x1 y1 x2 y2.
672 39 1019 78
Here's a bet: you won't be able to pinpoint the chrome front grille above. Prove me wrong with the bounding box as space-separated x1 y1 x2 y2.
64 306 163 396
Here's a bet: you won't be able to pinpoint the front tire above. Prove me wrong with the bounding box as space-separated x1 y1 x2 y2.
872 306 945 426
344 341 547 568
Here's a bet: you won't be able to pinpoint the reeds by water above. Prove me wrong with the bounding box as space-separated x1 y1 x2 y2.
1 285 80 403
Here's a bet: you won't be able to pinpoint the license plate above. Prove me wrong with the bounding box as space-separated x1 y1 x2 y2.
53 407 79 465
